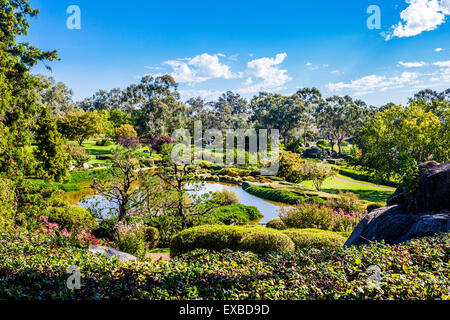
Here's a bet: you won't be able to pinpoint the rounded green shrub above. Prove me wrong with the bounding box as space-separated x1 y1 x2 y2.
266 218 287 230
145 226 159 249
239 229 294 254
45 205 98 232
282 228 347 249
170 225 295 256
212 204 263 224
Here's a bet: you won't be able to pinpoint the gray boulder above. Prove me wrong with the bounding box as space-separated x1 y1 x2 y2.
89 245 137 262
346 161 450 246
345 205 449 246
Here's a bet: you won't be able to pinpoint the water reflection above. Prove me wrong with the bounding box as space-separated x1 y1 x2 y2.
64 181 290 223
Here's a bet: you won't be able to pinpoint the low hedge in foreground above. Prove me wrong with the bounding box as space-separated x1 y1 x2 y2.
282 228 347 249
0 231 448 299
170 225 295 256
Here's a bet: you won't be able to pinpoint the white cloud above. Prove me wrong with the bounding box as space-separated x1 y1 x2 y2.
434 47 444 51
433 60 450 66
305 62 313 66
398 61 429 67
164 53 236 83
385 0 449 40
327 72 419 95
243 53 292 91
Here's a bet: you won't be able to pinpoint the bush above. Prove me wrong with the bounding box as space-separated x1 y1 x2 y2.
114 221 147 258
218 168 252 177
66 145 90 167
170 225 295 256
282 228 347 249
93 217 117 240
280 202 334 230
326 191 366 214
212 204 262 224
266 218 287 230
145 226 159 249
114 124 137 141
245 186 306 204
213 189 239 205
44 206 98 232
95 138 112 146
278 152 309 183
239 229 295 254
95 154 113 161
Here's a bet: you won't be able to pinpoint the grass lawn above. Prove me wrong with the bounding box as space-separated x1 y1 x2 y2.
301 174 395 203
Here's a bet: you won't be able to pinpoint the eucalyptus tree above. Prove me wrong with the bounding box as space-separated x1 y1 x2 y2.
292 87 323 145
250 92 305 146
127 75 189 138
316 95 368 156
35 75 75 117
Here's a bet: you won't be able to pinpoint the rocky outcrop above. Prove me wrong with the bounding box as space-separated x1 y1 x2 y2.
346 161 450 246
89 245 137 262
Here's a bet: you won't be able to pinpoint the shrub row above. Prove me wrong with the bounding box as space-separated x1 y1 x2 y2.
245 186 326 205
170 225 295 256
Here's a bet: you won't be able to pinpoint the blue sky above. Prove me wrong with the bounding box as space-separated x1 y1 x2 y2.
26 0 450 106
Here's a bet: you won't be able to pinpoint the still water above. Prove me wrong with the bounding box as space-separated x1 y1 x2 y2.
65 181 290 224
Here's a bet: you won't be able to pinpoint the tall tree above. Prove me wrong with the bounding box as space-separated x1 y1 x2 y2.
0 0 58 179
35 75 74 117
250 92 304 145
292 88 322 145
34 107 70 182
316 95 368 156
58 111 106 145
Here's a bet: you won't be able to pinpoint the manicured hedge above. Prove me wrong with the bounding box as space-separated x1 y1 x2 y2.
266 218 287 230
282 228 347 249
0 231 448 299
211 204 263 224
245 186 325 205
170 225 295 256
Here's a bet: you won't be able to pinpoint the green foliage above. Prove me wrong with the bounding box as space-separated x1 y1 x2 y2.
213 189 239 205
280 202 334 230
326 191 366 214
356 100 448 182
0 179 15 231
65 144 90 167
278 152 309 183
218 168 252 177
245 186 306 204
34 107 70 182
95 138 112 146
170 225 295 256
58 111 106 146
69 168 112 183
0 230 448 299
145 226 160 249
282 228 347 249
211 204 263 224
44 205 98 233
114 221 147 259
266 218 287 230
114 124 137 141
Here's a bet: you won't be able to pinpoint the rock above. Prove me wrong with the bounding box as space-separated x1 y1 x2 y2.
345 205 450 246
88 245 137 262
347 161 450 246
82 163 92 169
408 162 450 213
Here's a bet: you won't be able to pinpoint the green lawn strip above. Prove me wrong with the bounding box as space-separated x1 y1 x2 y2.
300 175 394 203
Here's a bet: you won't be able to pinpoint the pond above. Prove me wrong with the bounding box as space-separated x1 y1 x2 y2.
64 181 290 224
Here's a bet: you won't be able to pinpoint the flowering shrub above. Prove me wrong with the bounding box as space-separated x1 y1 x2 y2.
38 216 105 248
330 208 364 233
149 136 176 153
114 221 147 258
117 136 141 149
0 231 447 299
279 202 334 230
